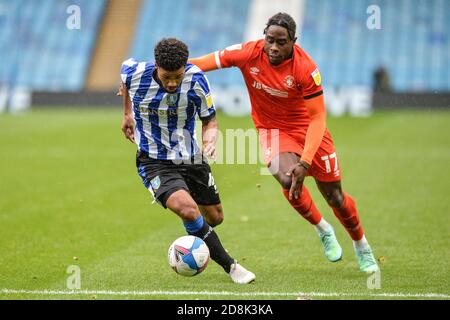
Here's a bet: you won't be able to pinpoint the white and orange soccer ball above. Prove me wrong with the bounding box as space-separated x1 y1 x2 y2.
168 235 210 276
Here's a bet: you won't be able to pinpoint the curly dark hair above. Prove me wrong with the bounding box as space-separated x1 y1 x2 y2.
154 38 189 71
264 12 297 41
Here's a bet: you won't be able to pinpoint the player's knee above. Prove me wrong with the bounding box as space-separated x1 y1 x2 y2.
204 205 224 227
211 207 224 226
179 205 200 221
278 175 293 190
325 190 344 208
208 215 224 227
170 199 199 221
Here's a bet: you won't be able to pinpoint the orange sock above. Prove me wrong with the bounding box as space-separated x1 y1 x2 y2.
282 187 322 225
331 193 364 241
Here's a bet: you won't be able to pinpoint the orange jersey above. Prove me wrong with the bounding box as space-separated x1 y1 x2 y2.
215 39 325 131
189 39 332 166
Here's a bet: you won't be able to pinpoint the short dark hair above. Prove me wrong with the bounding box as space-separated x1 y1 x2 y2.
264 12 297 41
154 38 189 71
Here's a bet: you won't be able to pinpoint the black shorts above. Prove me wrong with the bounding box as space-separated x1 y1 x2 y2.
136 151 221 208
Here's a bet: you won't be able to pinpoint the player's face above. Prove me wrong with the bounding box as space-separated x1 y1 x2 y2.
156 66 185 93
264 25 295 65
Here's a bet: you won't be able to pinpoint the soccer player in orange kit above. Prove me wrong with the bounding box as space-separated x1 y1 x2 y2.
189 12 379 273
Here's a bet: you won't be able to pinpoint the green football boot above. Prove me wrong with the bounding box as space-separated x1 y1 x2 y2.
355 247 379 273
319 228 343 262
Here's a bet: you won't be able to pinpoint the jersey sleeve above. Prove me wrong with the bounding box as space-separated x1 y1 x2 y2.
193 73 216 121
120 58 138 90
300 60 324 100
217 41 255 69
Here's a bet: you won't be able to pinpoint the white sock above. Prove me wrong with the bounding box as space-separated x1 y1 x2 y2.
314 218 333 235
353 235 370 251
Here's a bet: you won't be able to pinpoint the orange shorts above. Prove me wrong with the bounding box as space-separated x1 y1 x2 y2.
258 128 341 182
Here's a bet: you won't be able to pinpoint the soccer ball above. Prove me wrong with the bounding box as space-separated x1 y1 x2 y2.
168 235 210 276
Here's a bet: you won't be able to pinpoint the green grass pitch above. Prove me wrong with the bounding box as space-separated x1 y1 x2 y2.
0 108 449 300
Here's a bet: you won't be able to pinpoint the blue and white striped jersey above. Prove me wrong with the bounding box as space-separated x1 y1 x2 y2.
120 58 216 160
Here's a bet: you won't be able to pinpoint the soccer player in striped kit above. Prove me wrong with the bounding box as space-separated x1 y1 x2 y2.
189 13 379 273
119 38 255 284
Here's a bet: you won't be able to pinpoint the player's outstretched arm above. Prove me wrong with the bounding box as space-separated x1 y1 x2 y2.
301 94 327 165
121 82 135 143
286 94 327 200
189 53 219 72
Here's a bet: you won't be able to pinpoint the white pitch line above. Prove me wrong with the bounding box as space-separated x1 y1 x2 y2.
1 289 449 299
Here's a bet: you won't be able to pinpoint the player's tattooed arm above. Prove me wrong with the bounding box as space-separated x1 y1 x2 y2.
201 116 218 160
121 82 135 143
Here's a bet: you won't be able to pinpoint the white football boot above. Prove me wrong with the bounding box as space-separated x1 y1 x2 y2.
229 261 256 284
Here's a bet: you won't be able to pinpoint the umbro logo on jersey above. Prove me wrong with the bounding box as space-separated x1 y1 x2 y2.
250 66 260 75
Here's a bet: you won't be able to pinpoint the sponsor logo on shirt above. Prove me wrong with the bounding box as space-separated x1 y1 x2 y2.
252 81 288 98
138 106 178 116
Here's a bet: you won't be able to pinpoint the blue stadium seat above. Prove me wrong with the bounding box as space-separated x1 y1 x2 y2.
129 0 251 88
301 0 450 91
0 0 106 91
0 0 447 92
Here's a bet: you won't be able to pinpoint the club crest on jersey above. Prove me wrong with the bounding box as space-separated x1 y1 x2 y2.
311 68 322 86
284 75 295 88
167 94 178 106
150 176 161 190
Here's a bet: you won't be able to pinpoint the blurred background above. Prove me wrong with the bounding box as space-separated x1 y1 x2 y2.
0 0 449 114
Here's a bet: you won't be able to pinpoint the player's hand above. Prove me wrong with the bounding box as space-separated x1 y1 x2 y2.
203 142 216 161
286 163 308 200
117 82 125 96
121 114 135 143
